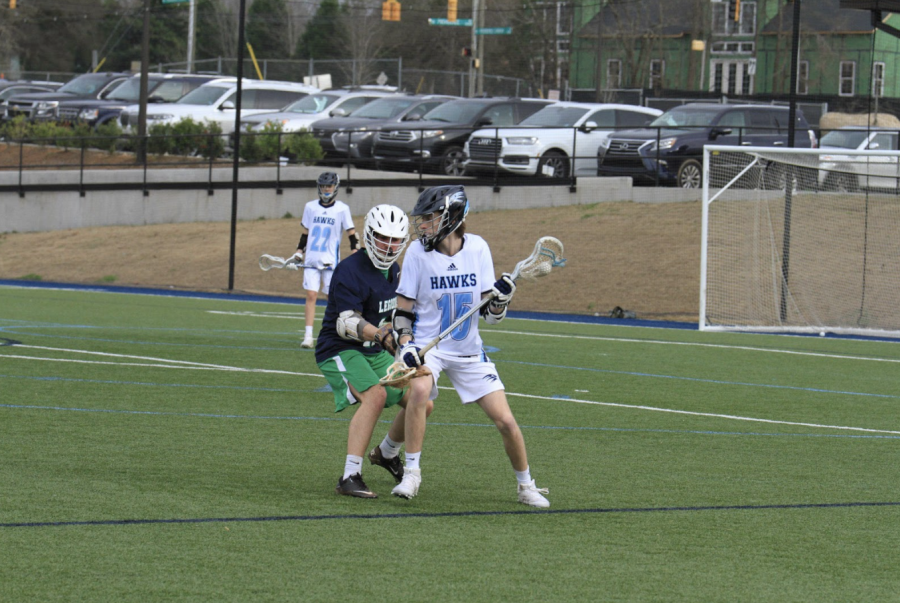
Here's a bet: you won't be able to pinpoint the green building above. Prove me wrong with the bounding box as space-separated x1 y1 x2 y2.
570 0 900 100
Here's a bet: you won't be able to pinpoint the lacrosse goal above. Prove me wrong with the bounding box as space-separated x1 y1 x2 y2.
700 145 900 337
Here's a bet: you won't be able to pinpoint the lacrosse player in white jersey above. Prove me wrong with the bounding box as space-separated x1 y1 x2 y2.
287 172 360 348
389 184 550 508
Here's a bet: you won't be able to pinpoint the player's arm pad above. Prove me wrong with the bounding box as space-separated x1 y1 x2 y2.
481 303 507 324
336 310 370 342
392 308 416 340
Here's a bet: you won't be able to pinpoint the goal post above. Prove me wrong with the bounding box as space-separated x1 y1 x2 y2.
701 145 900 338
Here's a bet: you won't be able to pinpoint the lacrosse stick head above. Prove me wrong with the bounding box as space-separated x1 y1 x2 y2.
258 254 284 271
379 362 432 389
510 236 566 281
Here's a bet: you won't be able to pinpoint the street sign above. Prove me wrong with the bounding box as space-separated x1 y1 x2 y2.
476 27 512 35
428 17 473 26
162 0 190 4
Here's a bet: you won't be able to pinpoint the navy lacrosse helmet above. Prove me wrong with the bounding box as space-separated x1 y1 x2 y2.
317 172 340 206
411 184 469 251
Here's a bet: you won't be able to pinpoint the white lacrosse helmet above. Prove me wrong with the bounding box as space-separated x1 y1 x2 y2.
364 204 410 270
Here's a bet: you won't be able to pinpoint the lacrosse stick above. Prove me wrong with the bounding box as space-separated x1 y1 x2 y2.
380 236 566 387
258 254 333 271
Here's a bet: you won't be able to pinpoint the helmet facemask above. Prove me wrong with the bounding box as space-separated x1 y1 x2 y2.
411 187 469 252
317 172 340 206
364 205 410 270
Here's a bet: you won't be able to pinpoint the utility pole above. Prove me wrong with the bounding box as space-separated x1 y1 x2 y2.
468 0 479 97
186 0 196 73
137 0 151 164
476 0 485 95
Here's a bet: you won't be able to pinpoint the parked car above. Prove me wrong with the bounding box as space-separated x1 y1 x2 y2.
310 94 456 166
372 97 554 176
817 126 900 191
119 78 318 134
54 73 219 128
238 88 399 134
597 103 819 188
0 80 65 120
4 72 131 121
463 101 662 178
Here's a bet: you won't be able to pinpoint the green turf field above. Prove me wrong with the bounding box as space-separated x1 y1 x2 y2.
2 284 899 601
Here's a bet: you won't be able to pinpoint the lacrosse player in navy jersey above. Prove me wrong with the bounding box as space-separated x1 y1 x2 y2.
315 204 433 498
288 172 359 349
389 184 549 508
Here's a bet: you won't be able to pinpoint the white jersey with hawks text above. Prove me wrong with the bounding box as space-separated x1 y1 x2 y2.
300 200 354 269
397 234 496 357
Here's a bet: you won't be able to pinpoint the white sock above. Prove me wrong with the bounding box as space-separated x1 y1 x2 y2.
405 451 421 471
305 326 314 338
379 435 402 459
515 467 533 486
343 455 363 479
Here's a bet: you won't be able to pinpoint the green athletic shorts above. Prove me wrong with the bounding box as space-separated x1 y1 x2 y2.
317 349 406 413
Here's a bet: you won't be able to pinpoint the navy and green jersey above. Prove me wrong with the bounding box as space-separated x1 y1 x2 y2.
314 250 400 363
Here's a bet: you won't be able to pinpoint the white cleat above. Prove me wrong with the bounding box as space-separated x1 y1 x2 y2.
391 468 421 499
301 336 314 349
517 480 550 508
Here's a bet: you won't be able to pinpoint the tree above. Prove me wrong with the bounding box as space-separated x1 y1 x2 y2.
246 0 292 59
295 0 346 60
195 0 238 63
95 0 189 71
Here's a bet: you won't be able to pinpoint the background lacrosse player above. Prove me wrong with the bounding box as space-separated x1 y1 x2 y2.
314 204 433 498
289 172 360 348
390 184 550 508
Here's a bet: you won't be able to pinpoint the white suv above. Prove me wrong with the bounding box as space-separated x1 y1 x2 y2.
239 88 399 133
463 101 662 178
119 78 319 134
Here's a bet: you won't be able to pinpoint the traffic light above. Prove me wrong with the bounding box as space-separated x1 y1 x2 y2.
471 58 480 69
461 47 472 57
448 0 457 21
382 0 400 21
10 0 16 8
729 0 741 22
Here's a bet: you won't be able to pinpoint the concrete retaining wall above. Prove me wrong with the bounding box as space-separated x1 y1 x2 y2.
0 165 699 233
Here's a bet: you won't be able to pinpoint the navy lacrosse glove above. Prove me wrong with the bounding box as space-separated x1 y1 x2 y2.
491 273 516 306
398 342 424 368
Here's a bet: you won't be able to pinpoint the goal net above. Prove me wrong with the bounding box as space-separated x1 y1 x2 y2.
701 145 900 337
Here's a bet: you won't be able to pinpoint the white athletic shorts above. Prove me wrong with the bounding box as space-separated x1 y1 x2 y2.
423 350 505 404
303 268 333 295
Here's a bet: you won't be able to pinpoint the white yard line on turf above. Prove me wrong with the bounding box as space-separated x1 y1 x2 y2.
6 345 320 377
5 344 899 436
490 330 900 364
508 392 900 436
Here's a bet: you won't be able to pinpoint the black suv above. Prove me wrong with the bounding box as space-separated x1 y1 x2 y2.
311 94 456 167
372 97 553 176
54 73 219 128
4 72 131 122
597 103 818 188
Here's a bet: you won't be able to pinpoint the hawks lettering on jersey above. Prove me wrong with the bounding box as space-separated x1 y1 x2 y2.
429 274 477 290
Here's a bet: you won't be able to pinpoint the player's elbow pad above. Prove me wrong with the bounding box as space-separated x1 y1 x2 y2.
482 303 507 324
392 308 416 339
336 310 368 342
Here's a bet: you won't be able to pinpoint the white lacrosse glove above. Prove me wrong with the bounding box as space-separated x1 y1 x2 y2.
286 251 304 270
490 273 516 306
398 342 424 369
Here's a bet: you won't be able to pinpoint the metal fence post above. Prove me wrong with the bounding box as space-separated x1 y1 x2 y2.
79 141 86 198
18 138 24 198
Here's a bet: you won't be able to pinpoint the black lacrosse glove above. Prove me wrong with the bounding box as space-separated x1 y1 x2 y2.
491 273 516 307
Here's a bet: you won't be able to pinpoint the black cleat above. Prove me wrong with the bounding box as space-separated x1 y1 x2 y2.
335 473 377 498
368 446 404 483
